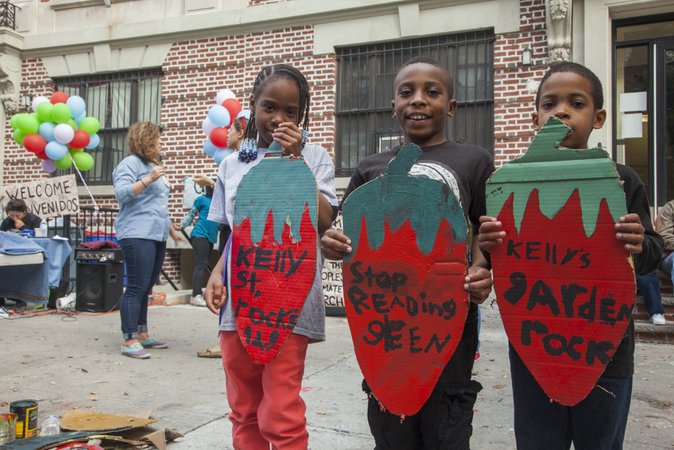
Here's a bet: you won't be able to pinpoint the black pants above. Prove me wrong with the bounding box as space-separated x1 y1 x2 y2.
218 224 232 256
191 237 212 296
364 304 482 450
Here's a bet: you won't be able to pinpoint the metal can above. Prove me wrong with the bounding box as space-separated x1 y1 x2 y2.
10 400 38 439
0 413 17 444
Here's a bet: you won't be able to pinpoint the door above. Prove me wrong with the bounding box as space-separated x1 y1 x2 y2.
656 38 674 207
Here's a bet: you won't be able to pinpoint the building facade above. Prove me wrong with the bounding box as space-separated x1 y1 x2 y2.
1 0 672 284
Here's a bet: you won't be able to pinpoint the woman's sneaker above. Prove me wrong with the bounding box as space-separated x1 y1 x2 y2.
190 294 207 307
121 342 151 359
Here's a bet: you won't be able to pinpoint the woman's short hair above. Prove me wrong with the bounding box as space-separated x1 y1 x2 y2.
128 121 161 164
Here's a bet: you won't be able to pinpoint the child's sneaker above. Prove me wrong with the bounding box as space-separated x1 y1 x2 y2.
190 294 206 307
121 342 150 359
651 314 667 325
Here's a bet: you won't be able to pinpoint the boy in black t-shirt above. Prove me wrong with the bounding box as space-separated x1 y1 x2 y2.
479 62 662 449
322 56 494 449
1 198 42 232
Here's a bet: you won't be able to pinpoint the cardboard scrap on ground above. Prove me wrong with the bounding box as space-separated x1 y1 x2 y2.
60 409 156 432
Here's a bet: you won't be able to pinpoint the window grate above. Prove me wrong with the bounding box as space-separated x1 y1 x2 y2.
335 31 494 176
54 69 163 185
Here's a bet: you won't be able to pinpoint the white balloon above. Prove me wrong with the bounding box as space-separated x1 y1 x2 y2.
202 117 217 136
216 89 236 105
53 123 75 145
237 109 251 120
31 96 50 112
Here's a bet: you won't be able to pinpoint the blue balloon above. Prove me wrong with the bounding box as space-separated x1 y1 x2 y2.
39 122 56 142
207 105 231 127
66 96 86 118
203 138 218 157
75 111 86 125
213 148 233 165
86 133 100 149
45 141 68 161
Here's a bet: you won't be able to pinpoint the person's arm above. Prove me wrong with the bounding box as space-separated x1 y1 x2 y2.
0 218 10 232
113 157 165 203
181 207 198 228
465 231 493 304
655 200 674 251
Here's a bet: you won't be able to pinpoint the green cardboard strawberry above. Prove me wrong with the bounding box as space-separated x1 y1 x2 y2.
342 144 469 416
232 156 318 364
487 117 635 405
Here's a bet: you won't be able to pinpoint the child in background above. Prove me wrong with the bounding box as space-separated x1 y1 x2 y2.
204 64 338 449
321 56 493 449
177 184 219 307
479 62 663 449
1 198 42 232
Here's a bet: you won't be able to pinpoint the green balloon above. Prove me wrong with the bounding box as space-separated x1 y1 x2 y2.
53 153 73 170
10 113 24 130
13 128 25 145
72 151 94 171
17 114 39 134
79 117 100 135
68 118 77 129
51 103 72 124
36 102 53 122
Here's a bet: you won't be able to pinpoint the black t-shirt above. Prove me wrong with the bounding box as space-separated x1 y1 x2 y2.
604 164 663 378
341 140 495 320
343 141 495 229
0 212 42 232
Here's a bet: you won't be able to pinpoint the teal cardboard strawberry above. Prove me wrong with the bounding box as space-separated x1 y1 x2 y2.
232 156 318 364
487 117 635 406
342 144 469 416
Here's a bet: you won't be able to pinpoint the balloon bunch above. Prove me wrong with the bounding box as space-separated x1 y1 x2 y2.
10 91 101 174
201 89 250 165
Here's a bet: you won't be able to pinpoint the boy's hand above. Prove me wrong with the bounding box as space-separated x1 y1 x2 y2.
204 268 227 315
464 264 493 304
615 213 645 254
320 229 352 260
478 215 506 251
273 122 303 157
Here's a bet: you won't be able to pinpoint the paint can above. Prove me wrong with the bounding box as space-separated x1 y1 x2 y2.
9 400 38 439
0 413 17 444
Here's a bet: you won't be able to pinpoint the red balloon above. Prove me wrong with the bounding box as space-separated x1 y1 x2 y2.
35 148 48 160
222 98 242 122
70 130 91 149
210 127 229 148
23 134 47 153
51 91 69 104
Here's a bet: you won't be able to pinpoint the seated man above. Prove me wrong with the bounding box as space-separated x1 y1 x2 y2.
1 199 42 233
636 272 667 325
654 199 674 325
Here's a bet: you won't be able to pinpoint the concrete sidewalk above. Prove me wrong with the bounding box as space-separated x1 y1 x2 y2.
1 299 672 449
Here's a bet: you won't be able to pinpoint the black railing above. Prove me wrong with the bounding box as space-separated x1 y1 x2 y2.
0 1 16 30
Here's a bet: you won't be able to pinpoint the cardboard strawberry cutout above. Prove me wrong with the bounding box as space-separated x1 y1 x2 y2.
342 144 470 416
232 156 318 364
487 117 635 406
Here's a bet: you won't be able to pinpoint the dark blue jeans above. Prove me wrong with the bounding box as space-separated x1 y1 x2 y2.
636 272 666 316
119 238 166 340
510 346 632 450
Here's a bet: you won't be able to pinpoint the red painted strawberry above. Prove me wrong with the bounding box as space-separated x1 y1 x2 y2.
232 156 318 364
487 117 635 406
342 144 469 416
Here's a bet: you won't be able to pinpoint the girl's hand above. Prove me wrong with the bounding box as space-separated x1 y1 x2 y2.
478 216 506 252
273 122 303 157
169 225 185 242
464 265 493 304
204 267 227 315
616 213 645 254
193 174 215 188
14 218 25 229
320 229 352 260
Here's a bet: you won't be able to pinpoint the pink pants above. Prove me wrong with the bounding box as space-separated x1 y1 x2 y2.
220 331 310 450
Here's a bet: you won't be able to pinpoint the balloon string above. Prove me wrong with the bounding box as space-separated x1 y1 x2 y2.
72 164 99 220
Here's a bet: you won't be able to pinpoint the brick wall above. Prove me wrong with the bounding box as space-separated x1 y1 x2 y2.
493 0 549 167
8 0 546 284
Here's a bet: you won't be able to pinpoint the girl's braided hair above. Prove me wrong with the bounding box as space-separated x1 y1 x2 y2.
244 64 311 142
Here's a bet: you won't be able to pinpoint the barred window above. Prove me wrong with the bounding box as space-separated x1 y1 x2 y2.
55 69 163 185
335 30 494 176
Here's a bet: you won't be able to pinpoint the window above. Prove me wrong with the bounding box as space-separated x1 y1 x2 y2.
55 69 163 185
335 31 494 176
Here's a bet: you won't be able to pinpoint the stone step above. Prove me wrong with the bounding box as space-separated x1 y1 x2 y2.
634 320 674 344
